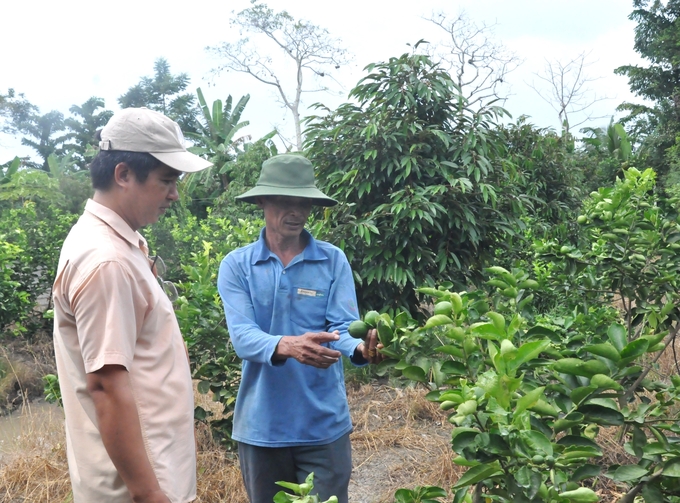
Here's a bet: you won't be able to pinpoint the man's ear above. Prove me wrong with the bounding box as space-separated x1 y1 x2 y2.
254 197 265 209
113 162 134 188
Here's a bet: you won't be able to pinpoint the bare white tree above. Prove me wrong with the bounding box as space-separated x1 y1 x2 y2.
528 51 610 134
425 12 521 110
207 1 351 151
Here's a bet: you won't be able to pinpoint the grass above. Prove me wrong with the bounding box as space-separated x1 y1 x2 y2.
0 382 458 503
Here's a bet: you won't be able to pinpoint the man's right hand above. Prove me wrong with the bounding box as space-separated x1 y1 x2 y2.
133 489 172 503
274 332 341 368
86 365 172 503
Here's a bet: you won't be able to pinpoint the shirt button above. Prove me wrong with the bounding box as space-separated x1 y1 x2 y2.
282 270 286 274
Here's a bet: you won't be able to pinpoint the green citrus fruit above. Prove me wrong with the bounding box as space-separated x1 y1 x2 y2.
348 320 369 340
364 310 380 328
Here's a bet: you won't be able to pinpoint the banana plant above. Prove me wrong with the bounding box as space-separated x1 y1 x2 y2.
184 87 251 197
0 156 21 185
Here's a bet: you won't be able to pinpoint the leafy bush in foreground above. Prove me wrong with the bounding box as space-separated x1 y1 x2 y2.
391 168 680 502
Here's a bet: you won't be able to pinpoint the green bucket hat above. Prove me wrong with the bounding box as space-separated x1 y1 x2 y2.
236 154 337 207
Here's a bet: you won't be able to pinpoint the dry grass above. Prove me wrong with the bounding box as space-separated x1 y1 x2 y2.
193 385 247 503
0 382 458 503
0 403 71 503
347 384 462 503
0 384 249 503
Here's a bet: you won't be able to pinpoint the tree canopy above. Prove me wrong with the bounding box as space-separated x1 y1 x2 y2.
118 58 198 134
305 50 526 311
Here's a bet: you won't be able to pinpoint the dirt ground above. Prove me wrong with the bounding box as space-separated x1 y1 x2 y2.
346 384 461 502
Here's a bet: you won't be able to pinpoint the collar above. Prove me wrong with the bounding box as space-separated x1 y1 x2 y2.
84 199 148 252
252 228 327 265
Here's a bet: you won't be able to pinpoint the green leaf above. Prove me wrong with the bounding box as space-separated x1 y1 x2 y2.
557 436 603 454
642 481 664 502
275 481 300 491
452 462 504 489
514 387 545 419
424 314 454 329
435 345 464 358
558 487 599 502
451 428 481 452
522 430 553 456
582 342 621 362
571 385 597 405
524 326 561 342
663 458 680 477
508 340 551 373
487 311 505 333
618 338 650 364
401 365 427 382
528 399 560 417
554 358 609 377
572 464 602 482
470 321 504 340
197 380 211 394
608 324 627 352
273 491 296 503
554 412 585 433
590 374 623 391
578 404 624 426
440 360 467 375
611 465 649 482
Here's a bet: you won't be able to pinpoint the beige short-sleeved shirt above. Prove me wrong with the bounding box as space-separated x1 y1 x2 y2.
53 199 196 503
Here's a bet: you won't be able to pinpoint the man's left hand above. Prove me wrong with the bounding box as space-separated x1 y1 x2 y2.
356 329 384 365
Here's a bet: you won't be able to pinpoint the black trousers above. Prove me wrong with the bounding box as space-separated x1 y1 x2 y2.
237 433 352 503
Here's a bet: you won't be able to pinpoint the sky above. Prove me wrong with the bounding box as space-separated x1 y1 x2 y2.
0 0 644 163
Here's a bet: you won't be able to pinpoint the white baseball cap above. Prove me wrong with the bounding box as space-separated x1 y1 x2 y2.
99 107 212 173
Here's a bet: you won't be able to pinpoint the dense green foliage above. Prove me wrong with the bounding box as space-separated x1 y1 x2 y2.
306 52 527 312
388 168 680 502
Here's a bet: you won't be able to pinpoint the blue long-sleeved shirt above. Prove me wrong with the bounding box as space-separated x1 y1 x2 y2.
217 228 362 447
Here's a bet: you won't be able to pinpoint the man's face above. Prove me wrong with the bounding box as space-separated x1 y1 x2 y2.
258 196 313 240
128 164 181 229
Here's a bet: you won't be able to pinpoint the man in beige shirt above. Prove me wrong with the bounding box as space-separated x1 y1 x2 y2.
52 108 211 503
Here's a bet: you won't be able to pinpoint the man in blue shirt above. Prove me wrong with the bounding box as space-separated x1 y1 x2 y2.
217 154 382 503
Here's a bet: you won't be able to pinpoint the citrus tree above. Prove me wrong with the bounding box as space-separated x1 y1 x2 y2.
387 167 680 502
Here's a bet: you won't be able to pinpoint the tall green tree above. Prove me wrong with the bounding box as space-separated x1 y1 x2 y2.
118 58 198 134
18 110 71 172
305 50 526 312
64 97 113 169
0 88 36 135
615 0 680 184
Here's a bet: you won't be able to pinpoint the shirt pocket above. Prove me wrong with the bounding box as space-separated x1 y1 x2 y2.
289 286 329 332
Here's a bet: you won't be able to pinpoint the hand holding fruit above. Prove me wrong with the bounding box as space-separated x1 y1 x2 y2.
356 328 384 365
349 310 389 364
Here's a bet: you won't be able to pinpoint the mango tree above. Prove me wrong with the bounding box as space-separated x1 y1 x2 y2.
305 50 529 312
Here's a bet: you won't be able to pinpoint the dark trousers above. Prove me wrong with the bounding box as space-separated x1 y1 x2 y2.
237 433 352 503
